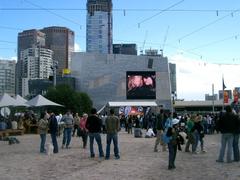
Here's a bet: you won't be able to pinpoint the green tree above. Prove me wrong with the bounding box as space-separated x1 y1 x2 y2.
45 84 92 115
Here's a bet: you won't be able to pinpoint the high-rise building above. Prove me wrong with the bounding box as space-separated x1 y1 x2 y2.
16 29 45 95
17 29 46 61
0 60 16 96
86 0 113 54
17 27 75 95
20 47 53 97
113 44 137 55
20 48 53 79
41 26 75 75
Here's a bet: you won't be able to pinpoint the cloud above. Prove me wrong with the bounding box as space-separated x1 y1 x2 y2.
169 54 240 100
0 57 17 61
11 56 17 60
74 43 81 52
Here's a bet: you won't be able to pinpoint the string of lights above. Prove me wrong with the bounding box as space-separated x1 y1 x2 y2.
1 8 239 13
1 1 240 65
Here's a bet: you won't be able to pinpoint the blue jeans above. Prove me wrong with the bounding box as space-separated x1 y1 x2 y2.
88 133 104 157
106 133 119 158
192 131 200 152
40 134 46 153
62 128 72 147
218 133 233 162
51 133 58 153
233 134 239 161
168 142 177 168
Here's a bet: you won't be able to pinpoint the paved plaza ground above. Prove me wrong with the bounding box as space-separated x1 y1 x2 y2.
0 130 240 180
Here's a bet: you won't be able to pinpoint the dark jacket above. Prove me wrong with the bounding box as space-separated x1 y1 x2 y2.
156 113 164 130
218 112 238 134
49 114 58 134
86 115 102 133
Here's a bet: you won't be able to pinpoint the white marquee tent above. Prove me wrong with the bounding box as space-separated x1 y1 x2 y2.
0 93 16 107
14 95 29 107
26 95 63 107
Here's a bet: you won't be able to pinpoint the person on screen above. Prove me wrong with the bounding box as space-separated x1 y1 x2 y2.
128 75 144 91
143 76 154 86
127 75 155 98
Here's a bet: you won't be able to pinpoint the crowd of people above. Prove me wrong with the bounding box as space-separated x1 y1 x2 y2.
1 105 240 170
37 108 121 160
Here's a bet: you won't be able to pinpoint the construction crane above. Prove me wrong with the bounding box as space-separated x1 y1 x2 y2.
140 30 148 55
160 26 169 56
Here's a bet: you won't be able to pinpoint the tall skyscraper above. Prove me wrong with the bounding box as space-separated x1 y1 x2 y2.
16 29 45 95
0 60 16 96
17 26 75 96
20 47 53 97
20 48 53 79
41 26 74 75
86 0 113 54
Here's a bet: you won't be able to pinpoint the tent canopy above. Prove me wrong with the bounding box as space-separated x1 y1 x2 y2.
14 95 29 107
26 95 63 107
107 101 158 107
0 93 16 107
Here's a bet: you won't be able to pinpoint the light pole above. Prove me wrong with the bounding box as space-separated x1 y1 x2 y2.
171 91 177 113
51 61 58 87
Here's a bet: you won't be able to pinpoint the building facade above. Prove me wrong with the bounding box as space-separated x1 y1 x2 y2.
17 26 75 96
41 26 75 75
113 44 137 55
0 60 16 96
16 29 46 95
86 0 113 54
20 48 53 97
71 53 172 110
20 48 53 79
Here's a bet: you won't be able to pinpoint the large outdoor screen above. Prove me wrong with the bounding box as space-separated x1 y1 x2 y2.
126 71 156 99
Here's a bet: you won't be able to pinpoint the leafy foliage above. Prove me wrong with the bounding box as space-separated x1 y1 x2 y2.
45 84 92 115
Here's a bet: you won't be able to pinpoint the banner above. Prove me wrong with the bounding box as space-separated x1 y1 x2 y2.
224 91 229 103
233 90 239 103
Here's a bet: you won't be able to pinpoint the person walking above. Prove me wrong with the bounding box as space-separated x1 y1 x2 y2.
48 112 58 154
154 109 166 152
185 114 195 153
61 110 74 149
192 114 205 153
86 108 104 158
79 113 88 148
38 112 49 153
105 109 121 160
72 113 80 137
216 106 238 163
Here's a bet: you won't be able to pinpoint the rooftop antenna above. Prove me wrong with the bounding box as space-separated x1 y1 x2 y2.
160 26 169 56
140 30 148 55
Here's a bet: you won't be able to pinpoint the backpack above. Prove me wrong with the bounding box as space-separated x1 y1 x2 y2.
162 118 173 144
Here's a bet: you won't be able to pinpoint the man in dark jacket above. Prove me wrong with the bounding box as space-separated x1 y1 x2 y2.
49 112 58 153
216 106 238 163
86 108 104 158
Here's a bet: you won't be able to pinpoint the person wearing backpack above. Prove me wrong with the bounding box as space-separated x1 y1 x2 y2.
163 112 180 170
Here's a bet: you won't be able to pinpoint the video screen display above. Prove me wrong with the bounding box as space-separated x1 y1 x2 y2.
126 71 156 99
